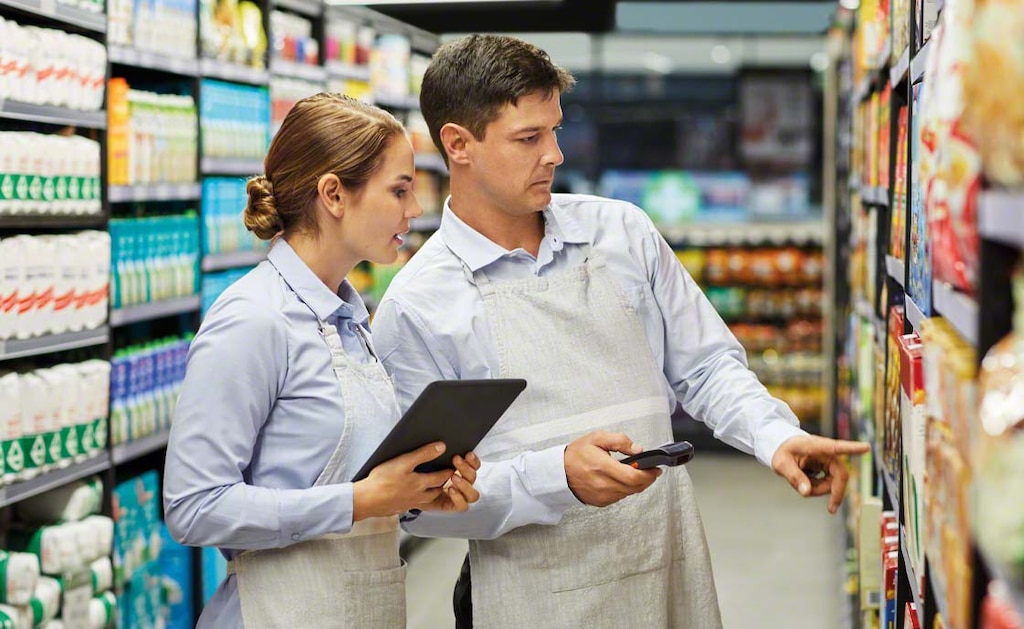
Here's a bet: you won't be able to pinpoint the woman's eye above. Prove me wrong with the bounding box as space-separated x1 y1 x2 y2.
394 189 407 198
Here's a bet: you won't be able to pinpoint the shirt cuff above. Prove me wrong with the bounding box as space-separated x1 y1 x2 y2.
277 483 354 546
521 444 582 512
754 421 809 467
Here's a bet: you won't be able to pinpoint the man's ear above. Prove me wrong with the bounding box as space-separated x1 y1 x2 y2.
317 173 345 219
440 123 474 166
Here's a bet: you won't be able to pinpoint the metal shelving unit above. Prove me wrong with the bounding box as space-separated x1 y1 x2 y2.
272 0 321 17
0 214 105 229
890 48 911 87
269 58 328 83
110 295 201 327
911 39 931 84
111 431 171 465
108 182 201 203
0 454 111 509
932 280 978 347
0 100 106 129
0 327 110 362
905 295 926 333
0 0 105 32
978 190 1024 249
901 526 923 612
886 255 905 289
108 45 199 76
326 62 371 82
200 157 264 177
373 93 420 110
199 59 270 86
202 250 267 272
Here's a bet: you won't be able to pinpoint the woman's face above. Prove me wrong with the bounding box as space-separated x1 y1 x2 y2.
341 135 423 265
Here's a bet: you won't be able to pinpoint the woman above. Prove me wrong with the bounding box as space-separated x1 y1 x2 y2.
163 93 481 628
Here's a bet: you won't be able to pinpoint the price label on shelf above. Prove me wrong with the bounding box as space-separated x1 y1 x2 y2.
39 0 57 15
156 184 171 199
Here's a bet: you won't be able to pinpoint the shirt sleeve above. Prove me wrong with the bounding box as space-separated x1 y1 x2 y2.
636 212 807 466
163 294 355 550
373 297 579 540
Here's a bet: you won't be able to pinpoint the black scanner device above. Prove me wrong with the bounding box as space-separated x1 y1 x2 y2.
618 440 695 470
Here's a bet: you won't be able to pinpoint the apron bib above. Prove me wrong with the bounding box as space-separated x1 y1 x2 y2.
464 251 722 629
230 316 406 629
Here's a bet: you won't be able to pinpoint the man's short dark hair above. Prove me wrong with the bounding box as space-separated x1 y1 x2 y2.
420 35 576 161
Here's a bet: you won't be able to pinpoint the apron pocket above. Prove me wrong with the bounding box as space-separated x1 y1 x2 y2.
547 484 673 593
337 560 408 625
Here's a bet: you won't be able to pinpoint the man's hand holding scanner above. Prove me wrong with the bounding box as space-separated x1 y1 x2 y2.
353 442 482 521
564 431 662 507
771 435 871 514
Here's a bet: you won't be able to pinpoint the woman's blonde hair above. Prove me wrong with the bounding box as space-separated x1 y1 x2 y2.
244 93 405 240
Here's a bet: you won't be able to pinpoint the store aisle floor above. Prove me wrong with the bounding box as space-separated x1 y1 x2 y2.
406 452 844 629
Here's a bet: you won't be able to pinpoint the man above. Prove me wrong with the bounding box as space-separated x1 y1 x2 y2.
373 34 868 628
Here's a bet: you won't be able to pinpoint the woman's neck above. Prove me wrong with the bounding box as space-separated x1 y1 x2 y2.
285 233 356 295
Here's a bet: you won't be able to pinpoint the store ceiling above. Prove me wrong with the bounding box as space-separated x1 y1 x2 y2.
375 0 834 33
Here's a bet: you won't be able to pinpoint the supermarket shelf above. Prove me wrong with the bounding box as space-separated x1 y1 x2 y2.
0 99 106 129
932 280 978 347
929 563 952 625
911 39 931 84
882 468 899 511
202 250 266 272
0 454 110 509
877 38 892 72
0 326 109 362
200 157 263 176
111 430 170 465
886 255 905 289
414 153 447 174
373 93 419 110
661 220 825 247
200 59 269 86
325 62 372 83
0 213 104 229
0 0 105 32
862 185 889 206
900 526 923 612
270 58 327 83
890 48 911 87
979 189 1024 249
110 295 201 327
272 0 322 17
905 295 926 332
108 182 201 203
410 215 441 232
108 45 199 76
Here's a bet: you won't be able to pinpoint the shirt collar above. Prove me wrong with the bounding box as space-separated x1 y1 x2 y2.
439 196 589 273
267 239 369 325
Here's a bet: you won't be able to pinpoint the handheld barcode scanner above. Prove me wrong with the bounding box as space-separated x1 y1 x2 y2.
619 440 695 470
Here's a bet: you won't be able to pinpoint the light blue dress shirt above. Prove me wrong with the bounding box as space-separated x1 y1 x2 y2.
372 193 808 540
164 239 379 628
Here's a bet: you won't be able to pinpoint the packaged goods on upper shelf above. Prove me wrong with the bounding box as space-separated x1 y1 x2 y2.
110 336 190 447
108 80 198 186
110 214 200 309
879 85 892 190
892 0 911 62
0 232 110 341
270 77 321 136
271 11 318 66
0 362 111 482
974 267 1024 588
199 80 270 160
109 0 198 59
0 18 106 112
697 248 824 288
371 33 412 103
15 477 103 524
890 106 910 260
0 133 102 217
908 84 932 314
898 332 926 580
918 1 982 295
961 0 1024 186
325 18 374 69
200 0 266 69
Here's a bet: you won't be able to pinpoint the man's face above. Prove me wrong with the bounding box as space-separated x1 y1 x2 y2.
466 90 565 218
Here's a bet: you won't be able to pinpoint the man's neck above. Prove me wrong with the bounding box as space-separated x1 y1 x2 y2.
449 199 545 257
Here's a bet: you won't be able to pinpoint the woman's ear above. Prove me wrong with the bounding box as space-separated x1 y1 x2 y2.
317 173 345 219
440 123 474 166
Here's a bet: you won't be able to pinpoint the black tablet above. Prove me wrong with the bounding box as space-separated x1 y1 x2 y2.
351 379 527 482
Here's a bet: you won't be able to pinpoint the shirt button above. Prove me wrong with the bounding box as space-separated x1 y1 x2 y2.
291 532 302 541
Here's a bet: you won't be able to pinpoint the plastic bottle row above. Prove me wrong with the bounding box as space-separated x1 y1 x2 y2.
0 232 110 342
110 335 191 447
108 80 198 186
271 10 319 67
110 214 199 309
0 18 106 111
0 133 102 217
199 80 271 160
203 178 268 256
0 360 111 483
108 0 197 59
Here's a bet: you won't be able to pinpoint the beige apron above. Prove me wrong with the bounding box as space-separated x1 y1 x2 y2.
464 250 722 629
228 318 406 629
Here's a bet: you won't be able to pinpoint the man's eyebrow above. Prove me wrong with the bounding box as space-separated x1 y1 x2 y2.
510 121 563 135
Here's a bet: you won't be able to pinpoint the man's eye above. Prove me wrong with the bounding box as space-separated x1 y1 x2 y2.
521 135 539 143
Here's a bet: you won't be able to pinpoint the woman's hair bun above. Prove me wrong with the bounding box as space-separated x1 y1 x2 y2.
244 175 285 241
